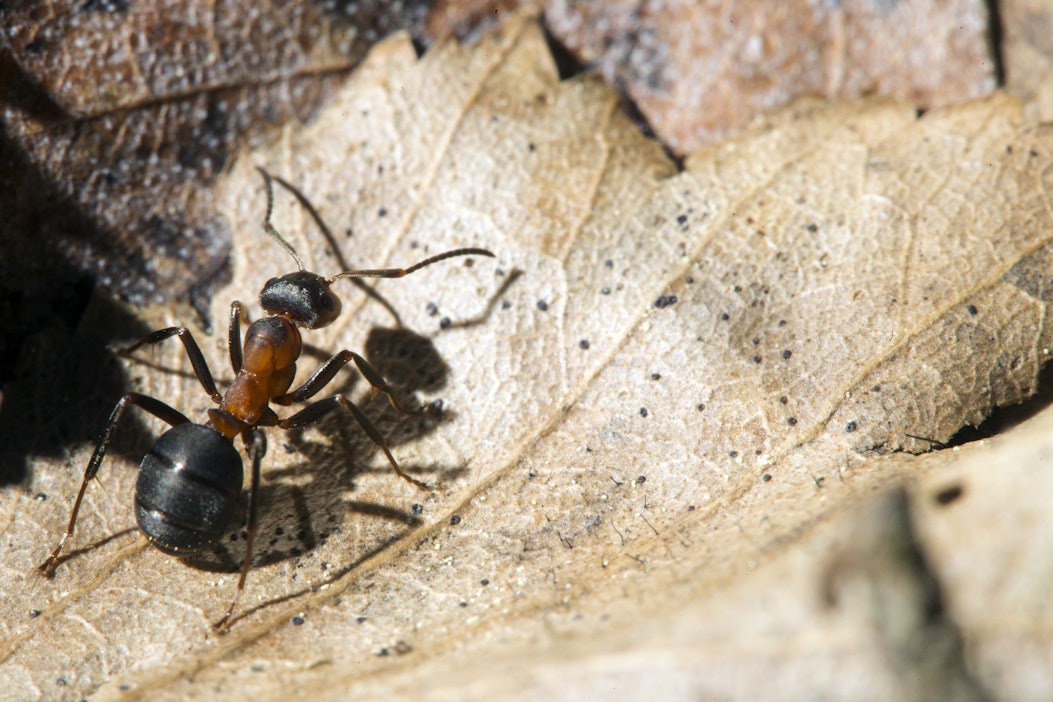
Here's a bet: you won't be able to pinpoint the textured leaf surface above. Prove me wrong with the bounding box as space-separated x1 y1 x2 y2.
3 15 1052 701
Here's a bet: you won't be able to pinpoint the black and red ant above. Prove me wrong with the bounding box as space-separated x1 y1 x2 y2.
38 167 494 629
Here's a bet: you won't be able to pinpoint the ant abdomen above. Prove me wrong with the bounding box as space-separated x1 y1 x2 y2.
134 424 243 556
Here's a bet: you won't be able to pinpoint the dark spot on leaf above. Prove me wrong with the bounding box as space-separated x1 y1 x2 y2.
934 484 964 506
653 295 677 308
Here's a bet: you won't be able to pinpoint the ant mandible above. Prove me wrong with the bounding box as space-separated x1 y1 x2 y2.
38 167 495 630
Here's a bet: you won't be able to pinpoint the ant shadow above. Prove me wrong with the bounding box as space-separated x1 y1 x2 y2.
0 292 156 486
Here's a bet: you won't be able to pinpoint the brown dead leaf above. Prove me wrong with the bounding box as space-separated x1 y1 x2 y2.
3 14 1052 701
0 0 428 309
1004 0 1053 122
542 0 996 153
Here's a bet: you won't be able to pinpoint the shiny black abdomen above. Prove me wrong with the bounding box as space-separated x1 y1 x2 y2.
135 424 243 555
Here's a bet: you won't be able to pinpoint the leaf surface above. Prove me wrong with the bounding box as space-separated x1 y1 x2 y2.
3 15 1052 701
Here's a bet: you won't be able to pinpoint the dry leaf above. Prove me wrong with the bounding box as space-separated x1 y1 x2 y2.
3 15 1052 701
1003 0 1053 122
0 1 428 308
472 0 998 153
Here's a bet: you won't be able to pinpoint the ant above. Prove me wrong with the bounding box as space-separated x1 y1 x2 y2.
38 167 494 630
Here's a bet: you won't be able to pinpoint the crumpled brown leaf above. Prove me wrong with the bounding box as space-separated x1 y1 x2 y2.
3 14 1052 701
431 0 997 153
1004 0 1053 122
0 0 428 308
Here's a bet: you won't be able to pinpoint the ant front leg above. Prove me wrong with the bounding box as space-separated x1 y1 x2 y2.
118 327 222 403
277 350 414 414
278 395 428 490
39 394 191 577
228 301 245 374
215 427 266 631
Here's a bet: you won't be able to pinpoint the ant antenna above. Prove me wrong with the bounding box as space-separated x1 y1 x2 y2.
256 167 306 272
328 248 495 283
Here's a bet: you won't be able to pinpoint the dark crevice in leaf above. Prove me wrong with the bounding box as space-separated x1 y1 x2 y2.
984 0 1007 86
946 358 1053 448
539 20 588 81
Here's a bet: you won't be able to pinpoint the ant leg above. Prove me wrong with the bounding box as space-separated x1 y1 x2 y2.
38 394 191 577
279 395 428 489
215 428 266 631
228 301 244 374
277 350 412 413
118 327 222 402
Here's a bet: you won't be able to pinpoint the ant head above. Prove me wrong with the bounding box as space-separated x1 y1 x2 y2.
255 167 342 329
259 271 342 329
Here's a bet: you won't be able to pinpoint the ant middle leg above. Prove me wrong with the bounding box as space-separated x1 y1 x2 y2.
119 327 222 403
39 394 191 576
277 350 414 414
278 395 428 490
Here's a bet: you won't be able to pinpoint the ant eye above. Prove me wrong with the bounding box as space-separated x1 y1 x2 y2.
259 272 342 329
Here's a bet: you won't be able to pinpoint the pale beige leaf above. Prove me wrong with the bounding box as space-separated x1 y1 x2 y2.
3 14 1052 701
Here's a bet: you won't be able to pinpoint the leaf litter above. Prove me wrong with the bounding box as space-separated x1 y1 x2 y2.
2 13 1052 702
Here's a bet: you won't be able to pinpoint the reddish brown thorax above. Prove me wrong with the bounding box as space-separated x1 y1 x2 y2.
209 316 302 439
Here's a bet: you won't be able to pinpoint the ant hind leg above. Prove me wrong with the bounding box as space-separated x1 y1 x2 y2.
38 393 190 576
215 428 266 631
